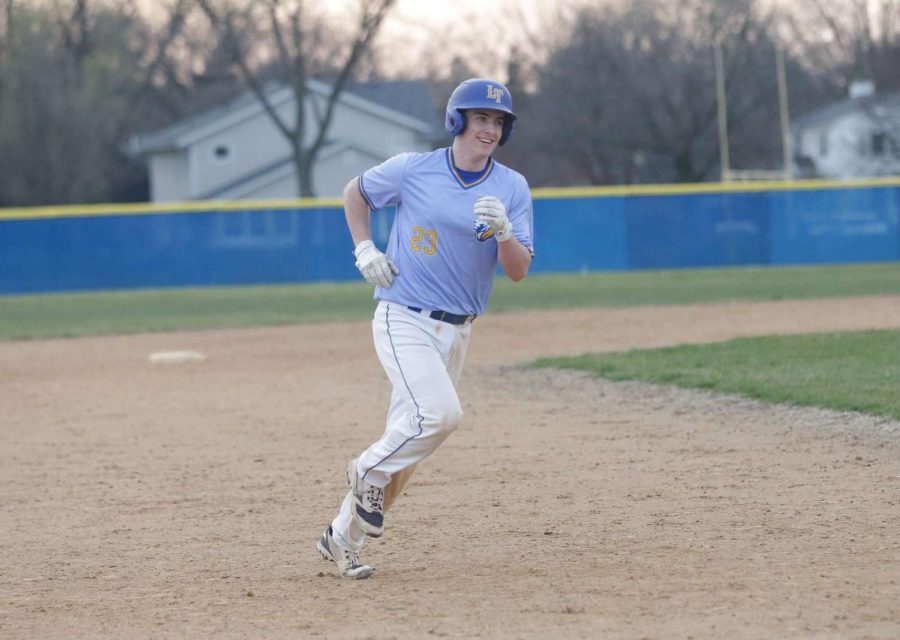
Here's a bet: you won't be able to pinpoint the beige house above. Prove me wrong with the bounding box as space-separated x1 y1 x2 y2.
128 79 439 202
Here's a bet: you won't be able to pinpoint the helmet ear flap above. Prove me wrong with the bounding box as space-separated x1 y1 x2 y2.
445 109 466 137
499 118 516 146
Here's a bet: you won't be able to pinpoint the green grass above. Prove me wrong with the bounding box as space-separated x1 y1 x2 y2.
0 282 379 340
0 262 898 341
490 262 900 312
534 330 900 420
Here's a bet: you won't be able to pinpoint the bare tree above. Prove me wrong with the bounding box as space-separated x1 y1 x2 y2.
518 0 803 185
0 0 11 58
0 0 12 136
197 0 396 197
58 0 92 87
783 0 900 92
124 0 193 115
0 0 199 205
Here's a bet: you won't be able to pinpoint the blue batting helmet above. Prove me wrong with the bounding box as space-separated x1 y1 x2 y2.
444 78 517 146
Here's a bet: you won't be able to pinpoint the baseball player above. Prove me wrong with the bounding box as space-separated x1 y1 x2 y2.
316 78 534 579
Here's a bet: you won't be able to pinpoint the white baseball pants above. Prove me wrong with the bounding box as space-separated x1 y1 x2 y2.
331 301 471 552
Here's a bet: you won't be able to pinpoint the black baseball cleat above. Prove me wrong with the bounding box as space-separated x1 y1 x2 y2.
346 459 385 538
316 525 374 580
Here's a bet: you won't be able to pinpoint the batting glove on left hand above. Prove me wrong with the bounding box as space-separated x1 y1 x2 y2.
354 240 399 288
473 196 513 242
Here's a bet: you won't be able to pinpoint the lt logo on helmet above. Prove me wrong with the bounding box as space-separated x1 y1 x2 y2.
486 85 504 103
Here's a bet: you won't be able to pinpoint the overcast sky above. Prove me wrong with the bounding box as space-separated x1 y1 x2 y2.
323 0 575 78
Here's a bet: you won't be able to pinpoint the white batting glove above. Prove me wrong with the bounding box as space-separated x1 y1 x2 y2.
353 240 399 288
473 196 513 242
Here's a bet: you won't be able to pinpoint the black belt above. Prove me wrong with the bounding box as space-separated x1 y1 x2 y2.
407 306 476 325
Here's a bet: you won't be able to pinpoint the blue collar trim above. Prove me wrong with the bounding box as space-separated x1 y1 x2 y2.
446 148 494 189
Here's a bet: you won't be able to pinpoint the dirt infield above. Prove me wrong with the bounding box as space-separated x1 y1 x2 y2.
2 295 899 639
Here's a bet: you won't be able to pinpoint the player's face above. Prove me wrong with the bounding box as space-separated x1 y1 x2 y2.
460 109 505 154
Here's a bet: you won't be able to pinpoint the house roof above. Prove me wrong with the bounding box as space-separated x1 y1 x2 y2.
345 79 441 129
792 91 900 131
129 78 439 155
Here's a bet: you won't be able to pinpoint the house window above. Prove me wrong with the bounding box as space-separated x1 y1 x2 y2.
210 141 233 164
872 132 886 156
818 131 828 156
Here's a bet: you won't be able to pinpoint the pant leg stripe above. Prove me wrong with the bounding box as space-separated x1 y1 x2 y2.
361 303 426 483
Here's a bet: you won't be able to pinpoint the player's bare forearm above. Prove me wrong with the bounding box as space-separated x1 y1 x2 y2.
498 237 531 282
343 178 373 246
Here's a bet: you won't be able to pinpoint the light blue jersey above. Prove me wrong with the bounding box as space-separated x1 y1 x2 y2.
358 147 534 316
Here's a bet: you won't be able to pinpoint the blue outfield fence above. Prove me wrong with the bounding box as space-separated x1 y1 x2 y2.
1 179 899 294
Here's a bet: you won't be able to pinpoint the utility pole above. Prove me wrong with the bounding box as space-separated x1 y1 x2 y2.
776 47 793 180
714 42 731 182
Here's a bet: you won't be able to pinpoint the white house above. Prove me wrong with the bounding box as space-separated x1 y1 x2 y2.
128 79 441 202
792 81 900 179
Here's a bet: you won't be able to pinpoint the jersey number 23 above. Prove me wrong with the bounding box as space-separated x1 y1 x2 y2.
410 226 437 256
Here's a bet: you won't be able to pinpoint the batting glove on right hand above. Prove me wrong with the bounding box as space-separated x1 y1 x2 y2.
354 240 399 288
473 195 513 242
